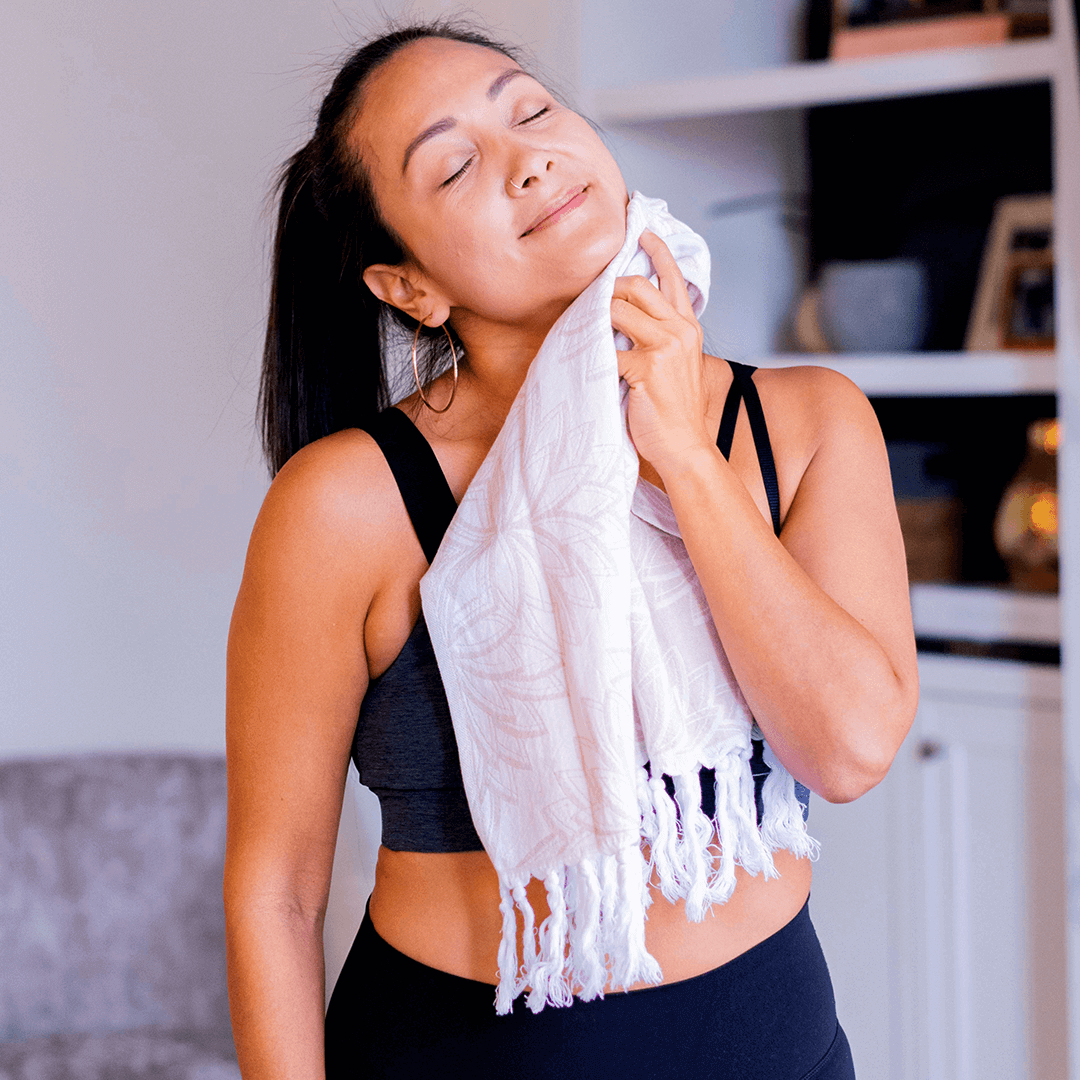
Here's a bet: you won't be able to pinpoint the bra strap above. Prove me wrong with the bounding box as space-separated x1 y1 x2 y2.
716 370 743 461
363 407 458 564
715 362 782 537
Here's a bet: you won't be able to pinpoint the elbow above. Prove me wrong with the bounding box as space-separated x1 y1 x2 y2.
812 683 918 805
815 758 888 804
222 856 329 939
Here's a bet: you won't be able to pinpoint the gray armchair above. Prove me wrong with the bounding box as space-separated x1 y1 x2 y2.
0 754 239 1080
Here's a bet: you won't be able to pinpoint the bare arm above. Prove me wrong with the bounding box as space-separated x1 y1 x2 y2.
613 233 917 804
658 372 916 802
224 433 391 1079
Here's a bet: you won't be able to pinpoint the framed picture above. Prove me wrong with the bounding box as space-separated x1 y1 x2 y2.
965 193 1054 352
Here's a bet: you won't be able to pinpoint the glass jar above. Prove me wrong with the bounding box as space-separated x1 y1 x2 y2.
993 418 1059 592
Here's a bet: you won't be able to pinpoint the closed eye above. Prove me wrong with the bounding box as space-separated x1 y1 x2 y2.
439 108 549 187
441 158 473 188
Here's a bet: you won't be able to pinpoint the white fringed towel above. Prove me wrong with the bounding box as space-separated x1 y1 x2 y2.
419 192 817 1014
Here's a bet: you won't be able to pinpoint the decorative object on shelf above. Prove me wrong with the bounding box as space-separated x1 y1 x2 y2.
829 0 1050 58
805 0 836 59
807 84 1052 350
887 439 962 582
993 417 1059 592
965 193 1054 351
793 258 929 353
702 192 807 359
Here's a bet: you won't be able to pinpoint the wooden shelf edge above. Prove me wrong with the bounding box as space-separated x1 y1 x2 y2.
589 37 1061 121
750 352 1057 396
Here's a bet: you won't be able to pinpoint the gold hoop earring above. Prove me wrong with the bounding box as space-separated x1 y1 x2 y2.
412 321 459 414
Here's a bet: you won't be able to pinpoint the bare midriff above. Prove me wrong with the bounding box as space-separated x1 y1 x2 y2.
367 841 813 989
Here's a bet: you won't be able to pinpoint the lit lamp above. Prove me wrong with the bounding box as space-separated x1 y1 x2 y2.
993 418 1059 592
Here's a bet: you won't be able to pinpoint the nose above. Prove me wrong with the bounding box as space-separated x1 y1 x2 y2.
506 151 553 195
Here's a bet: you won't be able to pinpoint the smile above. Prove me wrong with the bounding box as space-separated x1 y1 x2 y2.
520 187 588 237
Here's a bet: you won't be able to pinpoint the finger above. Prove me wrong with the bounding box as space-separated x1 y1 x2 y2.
614 347 642 386
610 296 663 348
612 274 673 321
639 230 693 318
639 230 695 321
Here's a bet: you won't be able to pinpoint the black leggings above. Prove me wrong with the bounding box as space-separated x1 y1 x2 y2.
324 897 856 1079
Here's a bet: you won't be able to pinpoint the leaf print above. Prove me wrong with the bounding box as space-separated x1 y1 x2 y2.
418 194 815 1014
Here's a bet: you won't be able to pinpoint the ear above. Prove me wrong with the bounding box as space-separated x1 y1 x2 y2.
362 263 451 327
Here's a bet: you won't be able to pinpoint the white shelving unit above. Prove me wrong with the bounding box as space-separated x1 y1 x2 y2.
754 350 1057 396
588 37 1059 119
589 7 1080 1077
910 582 1061 645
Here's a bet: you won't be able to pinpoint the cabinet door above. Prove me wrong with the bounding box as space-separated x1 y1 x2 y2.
914 691 1029 1080
810 659 1065 1080
806 746 913 1080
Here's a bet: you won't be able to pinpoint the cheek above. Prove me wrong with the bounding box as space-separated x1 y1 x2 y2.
568 115 627 190
404 171 628 323
446 212 626 320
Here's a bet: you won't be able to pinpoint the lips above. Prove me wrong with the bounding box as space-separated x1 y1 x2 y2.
520 186 588 237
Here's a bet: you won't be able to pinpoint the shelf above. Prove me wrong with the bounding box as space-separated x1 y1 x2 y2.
751 351 1056 396
911 582 1060 644
590 37 1060 122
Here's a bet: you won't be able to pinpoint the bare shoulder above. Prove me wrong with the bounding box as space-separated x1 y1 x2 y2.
721 362 884 511
242 427 413 602
751 363 881 451
747 362 881 481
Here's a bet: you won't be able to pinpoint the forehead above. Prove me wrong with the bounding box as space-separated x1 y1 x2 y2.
350 38 521 167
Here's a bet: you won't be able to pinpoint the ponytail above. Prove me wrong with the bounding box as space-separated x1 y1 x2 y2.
260 144 391 476
259 19 525 476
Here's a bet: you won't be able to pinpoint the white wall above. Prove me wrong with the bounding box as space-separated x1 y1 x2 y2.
0 0 588 995
577 0 809 361
2 0 314 756
579 0 805 89
0 0 573 761
596 112 807 361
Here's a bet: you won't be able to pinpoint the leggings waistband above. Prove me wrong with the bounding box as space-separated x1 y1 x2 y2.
325 894 856 1080
355 894 814 996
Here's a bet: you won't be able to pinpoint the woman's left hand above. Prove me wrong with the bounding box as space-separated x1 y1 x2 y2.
611 230 712 477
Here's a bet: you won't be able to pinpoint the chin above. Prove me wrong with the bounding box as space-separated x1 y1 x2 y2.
573 186 629 260
581 218 629 279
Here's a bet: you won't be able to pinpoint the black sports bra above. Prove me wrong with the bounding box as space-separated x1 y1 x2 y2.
351 361 809 852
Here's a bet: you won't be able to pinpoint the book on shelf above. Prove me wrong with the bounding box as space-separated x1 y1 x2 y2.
830 5 1050 59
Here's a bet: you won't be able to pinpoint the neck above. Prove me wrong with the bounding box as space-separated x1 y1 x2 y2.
451 300 571 428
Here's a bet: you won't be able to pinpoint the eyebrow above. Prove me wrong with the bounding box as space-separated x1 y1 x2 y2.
400 67 529 176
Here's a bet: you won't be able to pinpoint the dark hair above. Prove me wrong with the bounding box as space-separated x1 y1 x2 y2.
259 20 525 476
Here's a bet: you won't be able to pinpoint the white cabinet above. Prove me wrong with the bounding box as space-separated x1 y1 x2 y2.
810 654 1066 1079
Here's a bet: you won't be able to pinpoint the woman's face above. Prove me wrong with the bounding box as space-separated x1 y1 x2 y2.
351 37 629 333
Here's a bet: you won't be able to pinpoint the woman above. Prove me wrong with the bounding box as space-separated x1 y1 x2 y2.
224 20 918 1080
